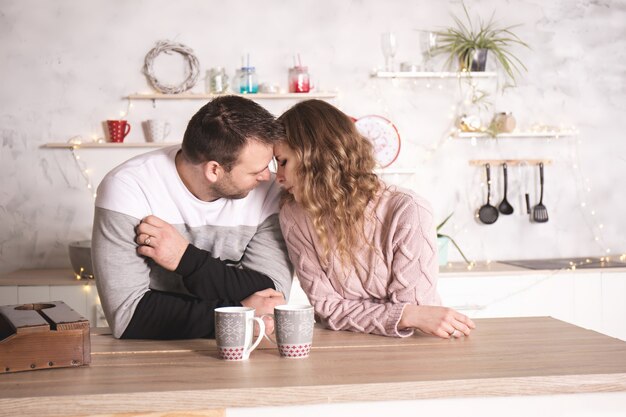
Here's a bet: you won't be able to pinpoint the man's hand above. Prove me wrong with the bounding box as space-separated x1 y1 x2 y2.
242 288 285 335
136 215 189 271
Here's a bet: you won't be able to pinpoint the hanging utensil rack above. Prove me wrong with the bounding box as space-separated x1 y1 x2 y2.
469 159 552 166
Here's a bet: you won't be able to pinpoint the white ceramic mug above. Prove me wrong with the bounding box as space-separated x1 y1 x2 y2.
263 304 315 358
147 119 171 142
214 307 265 361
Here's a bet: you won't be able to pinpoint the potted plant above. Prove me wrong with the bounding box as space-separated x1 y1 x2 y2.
434 3 529 83
437 213 470 266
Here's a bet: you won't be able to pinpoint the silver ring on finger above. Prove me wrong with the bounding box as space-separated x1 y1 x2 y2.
144 236 152 246
450 329 458 337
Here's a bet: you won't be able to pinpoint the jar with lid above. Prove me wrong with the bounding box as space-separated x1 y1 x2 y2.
239 66 258 94
492 112 516 133
206 67 229 94
288 66 310 93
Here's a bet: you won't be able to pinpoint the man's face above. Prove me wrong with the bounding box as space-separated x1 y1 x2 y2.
213 140 273 199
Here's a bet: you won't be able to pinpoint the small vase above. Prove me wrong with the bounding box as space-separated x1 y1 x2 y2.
460 48 488 72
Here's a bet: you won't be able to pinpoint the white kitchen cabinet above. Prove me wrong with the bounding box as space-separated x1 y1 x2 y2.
600 270 626 341
438 273 576 322
0 286 18 305
0 269 100 326
17 286 51 304
572 272 603 334
439 269 624 341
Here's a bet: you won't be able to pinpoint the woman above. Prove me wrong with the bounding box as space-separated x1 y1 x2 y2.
275 100 475 338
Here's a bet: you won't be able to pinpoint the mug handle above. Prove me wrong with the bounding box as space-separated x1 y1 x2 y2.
123 122 131 139
260 314 277 344
246 317 265 356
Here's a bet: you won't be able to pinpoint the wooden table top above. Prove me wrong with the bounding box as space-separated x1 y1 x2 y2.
1 317 625 417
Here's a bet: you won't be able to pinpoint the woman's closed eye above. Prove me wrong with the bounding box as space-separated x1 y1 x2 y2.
276 158 287 167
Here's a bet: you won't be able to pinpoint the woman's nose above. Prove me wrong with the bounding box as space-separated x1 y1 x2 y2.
276 165 285 183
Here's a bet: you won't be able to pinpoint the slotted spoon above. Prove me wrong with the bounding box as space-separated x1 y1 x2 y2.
533 162 549 223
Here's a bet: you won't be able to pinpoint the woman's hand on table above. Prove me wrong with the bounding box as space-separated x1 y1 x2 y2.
399 305 476 339
135 215 189 271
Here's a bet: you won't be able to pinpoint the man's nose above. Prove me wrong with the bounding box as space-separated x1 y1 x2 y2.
258 167 271 182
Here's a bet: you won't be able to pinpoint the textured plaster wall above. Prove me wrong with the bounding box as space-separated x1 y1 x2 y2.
0 0 624 273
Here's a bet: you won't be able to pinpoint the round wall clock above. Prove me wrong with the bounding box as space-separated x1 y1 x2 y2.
354 115 401 168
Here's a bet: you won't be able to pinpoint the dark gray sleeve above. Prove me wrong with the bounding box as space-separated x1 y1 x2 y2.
92 207 150 338
239 213 294 299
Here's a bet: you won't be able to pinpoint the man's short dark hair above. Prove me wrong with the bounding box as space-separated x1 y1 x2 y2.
182 96 284 170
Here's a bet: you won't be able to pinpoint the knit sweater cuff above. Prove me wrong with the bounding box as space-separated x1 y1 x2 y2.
388 303 414 338
175 244 205 277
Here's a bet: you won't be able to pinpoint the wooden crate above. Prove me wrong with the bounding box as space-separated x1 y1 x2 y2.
0 300 90 373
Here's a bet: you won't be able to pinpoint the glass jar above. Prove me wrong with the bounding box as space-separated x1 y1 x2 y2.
288 66 310 93
492 112 516 133
239 66 258 94
207 67 229 94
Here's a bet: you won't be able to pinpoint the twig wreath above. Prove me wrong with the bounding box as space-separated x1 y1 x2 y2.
142 40 200 94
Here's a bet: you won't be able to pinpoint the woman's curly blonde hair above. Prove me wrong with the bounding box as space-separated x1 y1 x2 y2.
278 100 382 269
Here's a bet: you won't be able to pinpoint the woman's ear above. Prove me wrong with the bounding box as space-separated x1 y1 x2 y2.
203 161 222 183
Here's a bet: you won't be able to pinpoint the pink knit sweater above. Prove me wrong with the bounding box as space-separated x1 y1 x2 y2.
279 186 441 338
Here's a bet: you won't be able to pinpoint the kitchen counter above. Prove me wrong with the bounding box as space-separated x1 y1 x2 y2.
2 260 626 286
1 317 625 416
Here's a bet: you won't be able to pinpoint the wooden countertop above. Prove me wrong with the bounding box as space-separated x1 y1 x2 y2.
1 317 625 416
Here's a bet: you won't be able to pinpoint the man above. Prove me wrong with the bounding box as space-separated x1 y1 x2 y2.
92 96 292 339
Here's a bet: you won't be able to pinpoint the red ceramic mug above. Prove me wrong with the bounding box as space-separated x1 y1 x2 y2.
107 120 131 143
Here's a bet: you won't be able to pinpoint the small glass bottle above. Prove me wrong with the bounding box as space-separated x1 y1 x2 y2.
239 66 258 94
288 66 310 93
207 67 229 94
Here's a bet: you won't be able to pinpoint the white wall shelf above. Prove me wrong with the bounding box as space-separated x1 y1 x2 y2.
371 71 497 79
43 142 178 149
456 131 578 139
126 92 338 100
375 167 416 175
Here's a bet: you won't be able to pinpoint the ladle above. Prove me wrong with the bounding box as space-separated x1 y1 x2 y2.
498 163 514 215
478 164 499 224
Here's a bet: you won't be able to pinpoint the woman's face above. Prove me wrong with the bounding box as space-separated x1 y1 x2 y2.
274 141 301 202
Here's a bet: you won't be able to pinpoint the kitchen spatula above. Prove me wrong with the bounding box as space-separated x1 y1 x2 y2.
478 164 499 224
533 162 549 223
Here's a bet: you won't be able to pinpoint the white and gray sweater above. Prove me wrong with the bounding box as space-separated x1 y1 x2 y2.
92 145 292 338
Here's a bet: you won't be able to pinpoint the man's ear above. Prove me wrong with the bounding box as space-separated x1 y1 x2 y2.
203 161 222 183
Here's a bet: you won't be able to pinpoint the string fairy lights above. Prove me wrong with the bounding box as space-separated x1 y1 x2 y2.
367 71 625 268
64 98 135 200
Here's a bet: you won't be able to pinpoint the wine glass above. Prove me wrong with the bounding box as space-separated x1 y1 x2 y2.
419 31 438 71
380 32 397 72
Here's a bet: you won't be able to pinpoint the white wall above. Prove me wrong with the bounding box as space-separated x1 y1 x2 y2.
0 0 624 273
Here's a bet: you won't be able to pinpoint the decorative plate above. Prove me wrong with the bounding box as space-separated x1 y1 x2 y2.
354 115 401 168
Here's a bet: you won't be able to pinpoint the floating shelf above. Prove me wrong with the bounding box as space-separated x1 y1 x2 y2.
375 168 416 175
126 92 338 100
371 71 497 79
456 131 578 139
43 142 178 149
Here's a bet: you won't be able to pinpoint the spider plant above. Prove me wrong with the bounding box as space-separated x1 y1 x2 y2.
434 3 529 83
437 212 470 265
